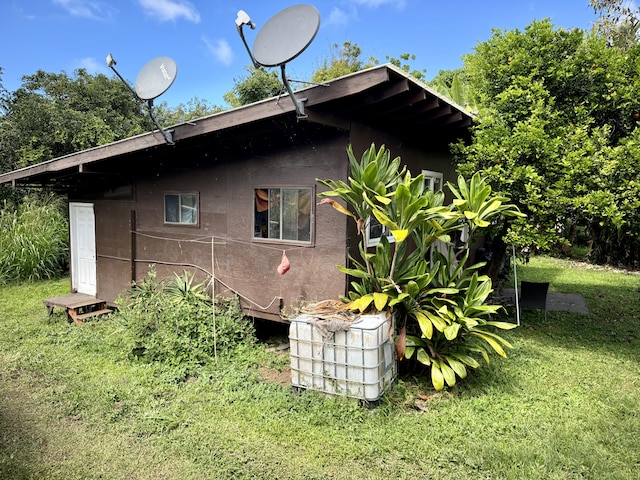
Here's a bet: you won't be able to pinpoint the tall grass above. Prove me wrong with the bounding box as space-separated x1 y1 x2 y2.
0 194 68 284
0 257 639 479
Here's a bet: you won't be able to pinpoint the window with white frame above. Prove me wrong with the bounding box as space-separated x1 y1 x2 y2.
365 215 394 247
254 187 312 243
164 193 198 225
422 170 443 193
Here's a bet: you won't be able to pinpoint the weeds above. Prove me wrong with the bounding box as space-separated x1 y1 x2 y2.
115 268 255 376
0 194 68 285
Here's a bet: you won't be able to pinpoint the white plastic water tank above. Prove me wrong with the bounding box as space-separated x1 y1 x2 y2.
289 312 397 401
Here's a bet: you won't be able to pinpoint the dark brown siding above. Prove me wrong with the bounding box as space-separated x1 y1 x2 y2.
92 127 351 322
94 200 134 304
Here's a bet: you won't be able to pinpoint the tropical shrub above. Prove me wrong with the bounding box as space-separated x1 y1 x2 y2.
115 268 255 374
317 144 524 390
0 194 69 284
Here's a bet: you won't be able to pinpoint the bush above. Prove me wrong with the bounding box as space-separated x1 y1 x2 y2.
0 194 69 285
317 144 523 390
115 268 256 374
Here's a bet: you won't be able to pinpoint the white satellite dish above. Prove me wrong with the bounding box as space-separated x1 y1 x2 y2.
105 53 177 144
135 56 178 101
236 4 321 119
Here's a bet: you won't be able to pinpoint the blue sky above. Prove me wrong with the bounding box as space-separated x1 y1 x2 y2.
0 0 600 108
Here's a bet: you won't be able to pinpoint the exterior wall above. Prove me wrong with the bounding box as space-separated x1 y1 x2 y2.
89 127 351 322
72 118 469 322
349 122 458 187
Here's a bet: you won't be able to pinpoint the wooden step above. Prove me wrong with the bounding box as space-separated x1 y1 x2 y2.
75 308 113 321
69 308 113 325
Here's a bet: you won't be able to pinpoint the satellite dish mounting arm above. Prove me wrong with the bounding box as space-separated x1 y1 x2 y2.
106 54 138 99
145 99 174 145
280 64 307 120
235 11 259 69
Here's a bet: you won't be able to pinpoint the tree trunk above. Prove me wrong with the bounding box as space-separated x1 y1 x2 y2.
486 223 509 284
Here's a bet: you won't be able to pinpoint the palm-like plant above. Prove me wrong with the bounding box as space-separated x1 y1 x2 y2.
317 144 524 390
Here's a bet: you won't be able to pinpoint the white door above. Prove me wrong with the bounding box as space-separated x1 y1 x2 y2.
69 202 97 295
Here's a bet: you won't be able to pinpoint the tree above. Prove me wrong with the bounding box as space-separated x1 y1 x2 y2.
154 97 223 125
385 53 426 81
225 42 427 108
223 66 284 108
0 67 8 114
311 41 378 83
429 68 478 113
591 0 640 49
455 19 640 270
0 69 152 173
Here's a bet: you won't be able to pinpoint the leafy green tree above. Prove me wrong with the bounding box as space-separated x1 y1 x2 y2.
429 68 477 113
154 97 223 125
223 66 284 108
0 69 151 172
0 67 8 114
455 19 640 270
225 42 426 107
385 52 426 81
311 41 378 83
591 0 640 49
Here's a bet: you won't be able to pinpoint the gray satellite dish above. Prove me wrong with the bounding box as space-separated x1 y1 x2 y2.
106 53 177 145
235 4 321 119
135 56 177 101
253 4 320 67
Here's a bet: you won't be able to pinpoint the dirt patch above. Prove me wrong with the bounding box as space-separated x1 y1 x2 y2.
257 341 292 387
257 365 291 387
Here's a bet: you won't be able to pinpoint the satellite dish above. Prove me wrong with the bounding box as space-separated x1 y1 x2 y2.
135 56 178 101
105 53 177 145
235 4 321 119
252 4 320 67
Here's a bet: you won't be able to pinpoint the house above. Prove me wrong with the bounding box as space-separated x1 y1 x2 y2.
0 64 473 322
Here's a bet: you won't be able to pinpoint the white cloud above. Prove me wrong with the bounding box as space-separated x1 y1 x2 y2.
202 37 233 66
138 0 200 23
52 0 116 20
326 7 351 27
75 57 108 75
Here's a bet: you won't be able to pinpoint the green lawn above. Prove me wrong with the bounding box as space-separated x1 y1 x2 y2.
1 256 639 479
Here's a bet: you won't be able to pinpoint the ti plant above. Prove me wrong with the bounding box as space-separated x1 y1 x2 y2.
317 144 525 390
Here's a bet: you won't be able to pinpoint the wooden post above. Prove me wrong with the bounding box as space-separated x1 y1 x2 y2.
130 209 137 282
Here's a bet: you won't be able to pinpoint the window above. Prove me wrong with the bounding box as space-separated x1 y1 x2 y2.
365 216 393 248
165 193 198 225
422 170 443 192
254 187 312 243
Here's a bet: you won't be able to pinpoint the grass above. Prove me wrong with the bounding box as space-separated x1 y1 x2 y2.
1 256 639 479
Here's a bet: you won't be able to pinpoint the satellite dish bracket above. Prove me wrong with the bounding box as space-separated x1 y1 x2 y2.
288 78 330 88
146 99 174 145
280 64 307 120
235 13 260 69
